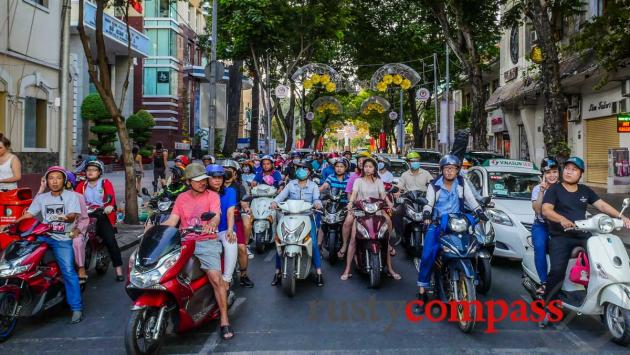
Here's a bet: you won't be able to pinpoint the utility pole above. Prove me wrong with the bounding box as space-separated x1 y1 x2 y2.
207 0 218 154
445 43 451 151
265 54 272 154
59 0 70 168
433 53 439 151
398 90 404 153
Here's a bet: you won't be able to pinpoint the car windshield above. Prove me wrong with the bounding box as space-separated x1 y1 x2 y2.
487 172 540 199
389 161 409 177
415 152 441 164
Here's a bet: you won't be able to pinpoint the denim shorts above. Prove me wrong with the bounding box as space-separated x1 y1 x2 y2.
194 239 222 271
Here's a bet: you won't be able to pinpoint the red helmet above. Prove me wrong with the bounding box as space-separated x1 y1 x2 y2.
174 155 190 167
328 152 339 159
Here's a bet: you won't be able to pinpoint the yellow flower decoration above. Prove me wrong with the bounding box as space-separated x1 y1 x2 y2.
320 74 331 85
382 74 393 84
325 82 336 92
303 80 313 90
377 82 387 92
393 74 403 85
310 73 321 84
400 79 411 90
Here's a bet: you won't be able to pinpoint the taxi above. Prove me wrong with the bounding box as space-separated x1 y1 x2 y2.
466 159 541 259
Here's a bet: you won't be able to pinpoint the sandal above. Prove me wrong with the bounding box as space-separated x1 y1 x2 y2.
220 325 235 340
337 249 346 259
387 272 402 280
79 276 88 285
389 246 397 257
340 273 352 281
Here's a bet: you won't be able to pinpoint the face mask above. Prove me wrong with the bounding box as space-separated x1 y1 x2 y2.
410 162 421 170
224 171 234 180
296 168 308 181
254 161 260 167
377 162 385 170
242 166 250 173
293 158 300 165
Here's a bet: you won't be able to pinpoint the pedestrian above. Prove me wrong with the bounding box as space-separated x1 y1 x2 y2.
133 146 143 194
0 134 22 190
152 141 168 193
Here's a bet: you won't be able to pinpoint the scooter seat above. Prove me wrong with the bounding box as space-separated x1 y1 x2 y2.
571 246 585 258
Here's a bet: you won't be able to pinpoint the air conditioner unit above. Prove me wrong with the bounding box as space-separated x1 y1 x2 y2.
567 107 581 122
568 95 580 108
622 79 630 97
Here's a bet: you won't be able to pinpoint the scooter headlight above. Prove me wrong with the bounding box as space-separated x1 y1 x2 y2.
486 209 513 226
281 222 305 243
157 200 172 212
363 203 378 214
597 215 614 234
377 223 388 239
448 217 469 233
130 250 179 289
405 205 422 222
356 223 370 239
0 261 32 278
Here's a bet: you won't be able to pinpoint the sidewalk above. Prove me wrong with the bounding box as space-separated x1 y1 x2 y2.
590 187 630 248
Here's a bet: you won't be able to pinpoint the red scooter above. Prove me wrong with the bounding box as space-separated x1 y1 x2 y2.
83 204 112 276
353 198 391 288
124 213 228 355
0 219 65 342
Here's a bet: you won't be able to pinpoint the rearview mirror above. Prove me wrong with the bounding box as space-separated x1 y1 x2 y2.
141 187 150 196
623 198 630 209
201 212 216 221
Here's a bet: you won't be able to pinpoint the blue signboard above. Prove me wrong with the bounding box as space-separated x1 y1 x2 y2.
83 2 150 56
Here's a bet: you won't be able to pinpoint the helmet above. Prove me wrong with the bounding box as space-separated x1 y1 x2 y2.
184 163 209 181
86 160 105 174
66 171 77 188
541 156 559 172
175 155 190 167
335 158 349 169
45 166 68 183
439 154 461 169
221 159 240 172
260 155 274 164
205 164 226 177
357 152 372 159
327 152 339 159
201 154 215 163
462 159 472 168
564 156 585 171
406 151 420 160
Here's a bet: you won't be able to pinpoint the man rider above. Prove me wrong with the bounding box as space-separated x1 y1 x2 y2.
161 163 235 340
540 157 630 326
251 155 283 189
311 152 325 173
321 153 337 181
416 155 487 311
202 154 215 167
343 151 356 171
377 159 394 184
392 151 434 238
283 151 302 181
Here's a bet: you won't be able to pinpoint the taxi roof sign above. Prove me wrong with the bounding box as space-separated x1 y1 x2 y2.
482 159 537 170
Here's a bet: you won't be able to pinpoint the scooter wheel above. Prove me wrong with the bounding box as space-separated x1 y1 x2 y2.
0 293 18 342
125 308 166 355
476 258 492 295
282 256 297 297
604 303 630 346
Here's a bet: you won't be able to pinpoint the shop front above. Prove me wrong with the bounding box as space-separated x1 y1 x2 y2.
489 109 510 157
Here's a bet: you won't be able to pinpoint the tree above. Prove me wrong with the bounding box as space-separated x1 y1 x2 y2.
425 0 502 150
249 66 260 150
223 60 243 155
81 93 118 155
503 0 583 158
77 0 140 223
126 109 155 157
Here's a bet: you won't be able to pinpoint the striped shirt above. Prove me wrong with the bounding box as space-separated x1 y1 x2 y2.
325 174 349 203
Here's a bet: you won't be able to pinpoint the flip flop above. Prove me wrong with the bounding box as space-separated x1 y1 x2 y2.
79 276 88 285
387 272 402 280
340 273 353 281
220 325 235 340
389 247 397 257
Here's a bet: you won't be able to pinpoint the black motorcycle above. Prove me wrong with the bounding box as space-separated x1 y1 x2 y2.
471 197 495 295
142 187 176 226
396 190 427 258
321 188 347 265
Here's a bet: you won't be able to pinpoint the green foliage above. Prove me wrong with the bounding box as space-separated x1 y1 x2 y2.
139 149 152 158
454 106 471 130
81 93 117 155
126 109 155 156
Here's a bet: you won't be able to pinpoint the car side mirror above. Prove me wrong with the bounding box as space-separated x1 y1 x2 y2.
201 212 216 221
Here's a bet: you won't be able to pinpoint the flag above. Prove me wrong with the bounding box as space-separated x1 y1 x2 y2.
130 0 143 13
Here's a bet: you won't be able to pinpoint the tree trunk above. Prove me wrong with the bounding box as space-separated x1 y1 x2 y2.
77 0 138 223
525 1 568 157
408 88 422 148
303 117 314 149
282 81 296 151
250 69 260 150
223 60 243 155
468 65 488 150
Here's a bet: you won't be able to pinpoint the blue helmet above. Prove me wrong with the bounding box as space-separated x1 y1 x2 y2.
541 157 559 172
564 156 585 171
205 164 225 177
439 154 461 169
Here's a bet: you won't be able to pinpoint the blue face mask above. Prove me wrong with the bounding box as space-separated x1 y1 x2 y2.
410 162 421 170
377 162 385 170
296 168 308 181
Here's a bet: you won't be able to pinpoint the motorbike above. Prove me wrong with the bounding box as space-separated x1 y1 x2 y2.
521 198 630 345
275 200 317 297
142 187 176 229
353 198 390 289
396 190 427 258
430 213 482 333
83 203 112 276
0 188 33 250
321 188 347 265
471 197 495 295
250 184 277 253
0 219 66 342
125 212 233 355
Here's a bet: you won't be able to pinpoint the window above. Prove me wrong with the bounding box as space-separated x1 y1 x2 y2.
24 97 47 148
146 29 177 57
468 171 483 194
144 0 174 19
144 68 177 96
24 0 48 9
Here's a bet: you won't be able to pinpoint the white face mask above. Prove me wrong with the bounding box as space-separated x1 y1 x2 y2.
378 163 385 170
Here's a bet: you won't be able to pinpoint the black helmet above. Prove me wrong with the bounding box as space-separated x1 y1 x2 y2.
540 157 559 172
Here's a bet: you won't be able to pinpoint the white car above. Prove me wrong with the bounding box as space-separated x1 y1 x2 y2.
466 159 541 260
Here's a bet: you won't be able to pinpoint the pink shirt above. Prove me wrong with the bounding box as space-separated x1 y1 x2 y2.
345 172 359 194
172 190 221 234
74 192 89 236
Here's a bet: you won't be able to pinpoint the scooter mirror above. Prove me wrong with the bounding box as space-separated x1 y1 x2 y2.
141 187 150 196
623 198 630 209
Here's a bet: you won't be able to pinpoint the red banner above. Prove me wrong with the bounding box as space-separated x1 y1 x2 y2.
379 132 386 150
316 136 325 151
296 139 304 149
369 137 376 151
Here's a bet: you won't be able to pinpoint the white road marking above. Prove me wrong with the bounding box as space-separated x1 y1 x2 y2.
198 297 246 354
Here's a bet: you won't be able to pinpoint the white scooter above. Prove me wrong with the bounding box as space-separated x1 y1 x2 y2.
250 184 277 253
522 198 630 345
275 200 315 297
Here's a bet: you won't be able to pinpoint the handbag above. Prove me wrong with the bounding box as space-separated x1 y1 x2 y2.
569 251 590 286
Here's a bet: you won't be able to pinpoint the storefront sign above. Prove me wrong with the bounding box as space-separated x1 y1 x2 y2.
174 142 190 150
503 67 518 82
490 109 506 133
617 114 630 133
582 88 622 119
484 159 535 169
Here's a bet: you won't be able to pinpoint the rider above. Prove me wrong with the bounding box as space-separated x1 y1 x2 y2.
530 157 560 296
66 171 90 284
321 153 338 181
202 154 215 167
270 161 324 287
377 159 394 184
251 155 283 189
162 163 235 340
74 160 124 281
393 151 434 236
11 166 84 323
310 152 325 173
339 152 370 260
416 155 487 310
221 160 255 288
282 151 302 181
252 155 262 174
541 157 630 325
343 150 356 171
319 158 349 255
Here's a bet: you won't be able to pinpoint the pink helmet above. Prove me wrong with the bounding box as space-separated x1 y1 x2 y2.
263 175 275 186
45 166 68 181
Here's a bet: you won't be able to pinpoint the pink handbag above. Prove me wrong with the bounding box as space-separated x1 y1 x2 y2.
569 251 590 286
